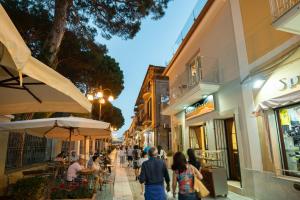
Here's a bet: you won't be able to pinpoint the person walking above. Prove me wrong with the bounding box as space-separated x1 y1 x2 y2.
119 146 126 168
187 148 201 170
132 145 141 180
157 145 167 162
139 151 149 195
127 146 134 167
171 152 203 200
139 147 170 200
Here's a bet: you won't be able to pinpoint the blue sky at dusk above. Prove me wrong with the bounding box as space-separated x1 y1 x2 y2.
96 0 198 138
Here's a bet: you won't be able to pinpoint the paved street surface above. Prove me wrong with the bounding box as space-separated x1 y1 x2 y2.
98 151 253 200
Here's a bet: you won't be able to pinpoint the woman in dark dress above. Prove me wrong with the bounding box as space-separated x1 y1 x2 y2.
187 148 201 170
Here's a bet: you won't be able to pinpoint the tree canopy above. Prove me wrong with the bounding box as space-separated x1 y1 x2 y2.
92 101 125 129
0 0 171 68
1 0 125 125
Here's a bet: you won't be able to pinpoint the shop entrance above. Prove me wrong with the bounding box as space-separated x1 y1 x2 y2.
189 125 207 151
224 118 241 181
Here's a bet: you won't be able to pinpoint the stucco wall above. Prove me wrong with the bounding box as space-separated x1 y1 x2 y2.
239 0 293 64
167 1 240 85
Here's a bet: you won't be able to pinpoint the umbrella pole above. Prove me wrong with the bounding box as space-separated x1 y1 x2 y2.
68 128 72 164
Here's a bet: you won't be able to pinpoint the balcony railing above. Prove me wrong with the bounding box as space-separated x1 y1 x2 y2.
164 0 208 65
269 0 300 21
169 56 219 104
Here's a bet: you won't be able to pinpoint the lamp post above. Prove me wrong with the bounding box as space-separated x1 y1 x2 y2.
87 86 114 120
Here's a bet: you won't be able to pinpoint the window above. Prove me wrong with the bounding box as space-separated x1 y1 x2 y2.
6 132 50 170
277 105 300 177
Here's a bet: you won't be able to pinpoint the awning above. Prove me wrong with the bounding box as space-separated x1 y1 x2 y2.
0 5 91 114
255 46 300 113
0 117 111 140
256 90 300 112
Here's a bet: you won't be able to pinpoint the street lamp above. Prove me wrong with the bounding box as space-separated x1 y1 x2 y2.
87 86 114 120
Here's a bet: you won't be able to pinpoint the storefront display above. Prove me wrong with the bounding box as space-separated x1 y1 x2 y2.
277 105 300 177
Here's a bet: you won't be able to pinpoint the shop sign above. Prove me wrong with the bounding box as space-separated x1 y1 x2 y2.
185 95 215 119
277 75 300 91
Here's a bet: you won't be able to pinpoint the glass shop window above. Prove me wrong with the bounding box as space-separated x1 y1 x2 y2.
277 105 300 177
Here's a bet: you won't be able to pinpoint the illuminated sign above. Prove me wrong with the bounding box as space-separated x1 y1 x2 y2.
185 95 215 119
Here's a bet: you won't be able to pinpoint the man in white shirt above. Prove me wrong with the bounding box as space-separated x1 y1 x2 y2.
67 157 84 181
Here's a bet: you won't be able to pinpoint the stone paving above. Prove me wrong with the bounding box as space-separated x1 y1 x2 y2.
97 151 253 200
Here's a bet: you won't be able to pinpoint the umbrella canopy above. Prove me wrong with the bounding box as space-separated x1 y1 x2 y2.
0 5 91 114
0 117 111 140
0 5 30 72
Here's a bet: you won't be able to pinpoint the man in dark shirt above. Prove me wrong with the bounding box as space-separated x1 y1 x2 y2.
139 147 170 200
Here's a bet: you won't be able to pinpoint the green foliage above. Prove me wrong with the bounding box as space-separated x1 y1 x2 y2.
92 101 125 129
11 176 46 200
57 31 124 98
50 185 93 199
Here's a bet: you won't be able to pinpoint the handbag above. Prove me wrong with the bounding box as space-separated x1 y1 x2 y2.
192 167 210 198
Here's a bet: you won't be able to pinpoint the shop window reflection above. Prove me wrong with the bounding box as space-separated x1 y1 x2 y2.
278 106 300 177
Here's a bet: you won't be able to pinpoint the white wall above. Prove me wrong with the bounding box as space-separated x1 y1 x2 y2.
167 1 240 85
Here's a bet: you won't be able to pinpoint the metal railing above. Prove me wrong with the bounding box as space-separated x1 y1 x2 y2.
6 132 50 170
168 56 219 105
165 0 208 65
269 0 300 21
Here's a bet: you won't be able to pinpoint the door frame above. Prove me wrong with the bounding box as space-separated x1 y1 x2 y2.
224 117 241 182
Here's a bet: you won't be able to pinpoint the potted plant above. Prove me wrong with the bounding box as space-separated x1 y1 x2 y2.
50 181 96 200
11 176 47 200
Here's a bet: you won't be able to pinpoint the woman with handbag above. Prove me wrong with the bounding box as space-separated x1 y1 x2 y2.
171 152 203 200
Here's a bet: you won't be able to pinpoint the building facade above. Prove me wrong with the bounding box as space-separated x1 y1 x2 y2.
127 65 171 150
163 0 300 199
236 0 300 199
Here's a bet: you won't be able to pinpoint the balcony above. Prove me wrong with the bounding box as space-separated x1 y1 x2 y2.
142 114 152 126
269 0 300 34
162 56 220 115
142 87 151 100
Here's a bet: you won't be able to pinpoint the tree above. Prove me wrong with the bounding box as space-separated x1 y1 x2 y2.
57 30 124 97
91 101 124 129
2 1 125 122
44 0 171 68
1 0 171 68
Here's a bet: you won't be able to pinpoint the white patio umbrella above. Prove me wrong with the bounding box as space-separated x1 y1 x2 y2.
0 117 111 162
0 5 91 114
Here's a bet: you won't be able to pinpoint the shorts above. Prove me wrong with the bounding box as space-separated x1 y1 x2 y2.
120 156 125 164
127 156 133 161
178 192 199 200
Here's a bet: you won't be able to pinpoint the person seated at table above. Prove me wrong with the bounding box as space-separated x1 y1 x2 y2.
87 152 100 168
67 157 84 182
90 155 104 190
103 153 112 173
70 150 79 162
54 151 66 162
